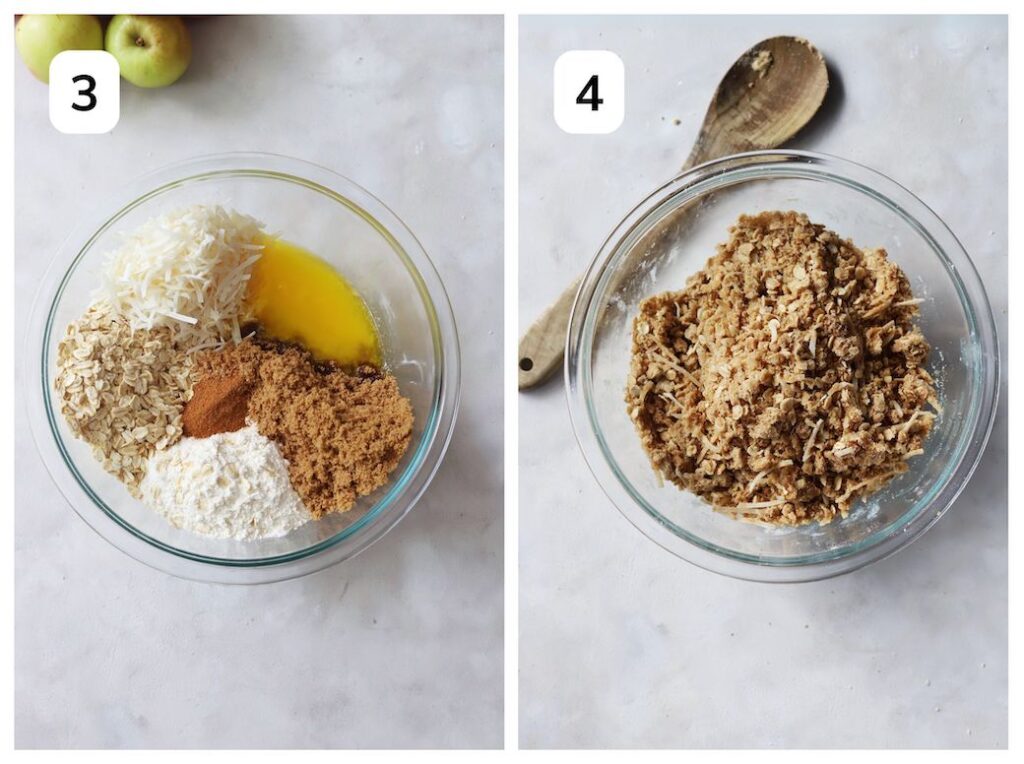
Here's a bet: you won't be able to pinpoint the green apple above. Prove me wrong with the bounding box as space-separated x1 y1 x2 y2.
105 15 192 88
15 14 104 83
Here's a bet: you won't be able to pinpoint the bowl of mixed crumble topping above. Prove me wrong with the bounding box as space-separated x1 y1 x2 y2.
567 151 998 582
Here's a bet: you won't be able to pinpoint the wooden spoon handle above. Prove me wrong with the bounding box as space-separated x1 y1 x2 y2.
518 274 582 389
517 150 707 391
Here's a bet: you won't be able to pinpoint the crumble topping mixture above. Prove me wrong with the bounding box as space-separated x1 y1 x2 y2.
626 211 939 526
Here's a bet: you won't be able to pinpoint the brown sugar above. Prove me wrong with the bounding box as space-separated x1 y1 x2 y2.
626 211 939 526
182 373 252 438
195 337 414 517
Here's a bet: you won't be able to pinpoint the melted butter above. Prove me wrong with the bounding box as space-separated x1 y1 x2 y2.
246 238 381 367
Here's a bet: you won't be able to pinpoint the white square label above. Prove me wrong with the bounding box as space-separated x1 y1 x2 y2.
553 50 624 135
49 50 120 135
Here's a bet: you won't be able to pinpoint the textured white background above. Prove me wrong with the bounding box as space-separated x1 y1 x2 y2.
15 16 503 749
519 15 1007 749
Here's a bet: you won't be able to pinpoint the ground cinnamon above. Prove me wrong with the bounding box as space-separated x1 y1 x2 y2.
182 373 252 438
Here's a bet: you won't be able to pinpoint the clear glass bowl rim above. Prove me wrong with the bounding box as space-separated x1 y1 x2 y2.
25 151 461 584
566 150 999 583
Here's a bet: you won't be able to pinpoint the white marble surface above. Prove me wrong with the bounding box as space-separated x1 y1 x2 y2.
519 15 1006 749
15 16 503 749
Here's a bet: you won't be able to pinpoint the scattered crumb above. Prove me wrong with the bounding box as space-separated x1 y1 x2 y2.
751 49 773 77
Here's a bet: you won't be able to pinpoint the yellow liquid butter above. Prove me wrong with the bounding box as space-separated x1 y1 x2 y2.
246 238 381 367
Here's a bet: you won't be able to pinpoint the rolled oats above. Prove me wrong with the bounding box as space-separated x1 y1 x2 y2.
54 301 193 492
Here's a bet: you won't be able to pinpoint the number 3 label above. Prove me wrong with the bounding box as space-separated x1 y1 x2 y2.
49 50 119 134
554 50 624 135
71 74 98 112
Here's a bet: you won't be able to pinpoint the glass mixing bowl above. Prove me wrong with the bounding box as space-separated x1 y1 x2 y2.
567 151 998 582
26 152 460 584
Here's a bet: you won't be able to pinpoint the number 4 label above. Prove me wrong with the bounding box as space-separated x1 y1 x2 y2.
576 75 604 111
49 50 120 135
554 50 624 135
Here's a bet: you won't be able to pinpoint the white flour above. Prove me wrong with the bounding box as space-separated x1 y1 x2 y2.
141 425 310 540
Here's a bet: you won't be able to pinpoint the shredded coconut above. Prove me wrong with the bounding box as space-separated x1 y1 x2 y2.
140 425 311 540
96 205 265 352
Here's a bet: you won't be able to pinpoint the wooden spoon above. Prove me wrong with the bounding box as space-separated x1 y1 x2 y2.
518 35 829 390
